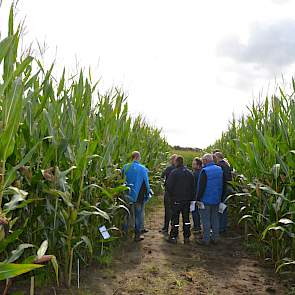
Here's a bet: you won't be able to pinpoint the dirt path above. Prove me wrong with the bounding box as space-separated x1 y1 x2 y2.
73 200 286 295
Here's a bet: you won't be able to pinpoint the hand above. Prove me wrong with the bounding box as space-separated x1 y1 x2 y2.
197 201 205 209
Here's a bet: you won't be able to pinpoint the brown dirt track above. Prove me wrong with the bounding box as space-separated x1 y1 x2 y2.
70 198 289 295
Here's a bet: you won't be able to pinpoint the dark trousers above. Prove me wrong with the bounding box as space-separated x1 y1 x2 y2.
170 201 191 239
219 207 228 233
192 206 201 231
163 191 172 231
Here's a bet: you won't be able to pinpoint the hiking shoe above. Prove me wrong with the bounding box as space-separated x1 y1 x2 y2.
134 234 145 242
184 238 190 244
193 229 202 235
159 227 168 232
163 231 169 237
196 239 209 246
166 237 177 244
141 229 149 234
159 229 169 235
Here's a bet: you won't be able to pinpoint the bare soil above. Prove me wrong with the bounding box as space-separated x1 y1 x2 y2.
61 200 288 295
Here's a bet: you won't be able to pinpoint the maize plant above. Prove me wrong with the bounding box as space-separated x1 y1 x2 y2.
0 5 169 289
212 82 295 274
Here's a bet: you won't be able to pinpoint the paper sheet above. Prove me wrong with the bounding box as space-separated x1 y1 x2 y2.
219 202 227 214
190 201 196 212
99 225 111 240
198 202 205 209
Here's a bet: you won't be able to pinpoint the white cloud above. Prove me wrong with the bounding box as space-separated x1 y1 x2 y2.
272 0 291 4
217 20 295 69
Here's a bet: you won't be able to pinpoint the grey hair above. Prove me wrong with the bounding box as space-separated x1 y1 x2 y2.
202 153 214 162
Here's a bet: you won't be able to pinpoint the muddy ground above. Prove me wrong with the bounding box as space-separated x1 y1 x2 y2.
55 198 291 295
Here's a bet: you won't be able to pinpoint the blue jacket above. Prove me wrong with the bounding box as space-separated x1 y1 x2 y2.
198 162 223 205
122 160 151 203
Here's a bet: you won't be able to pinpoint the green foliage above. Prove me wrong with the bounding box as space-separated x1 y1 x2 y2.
0 4 169 288
0 263 43 281
171 149 202 169
211 84 295 274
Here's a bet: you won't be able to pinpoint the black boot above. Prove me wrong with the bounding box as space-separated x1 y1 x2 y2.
166 236 177 244
184 238 190 244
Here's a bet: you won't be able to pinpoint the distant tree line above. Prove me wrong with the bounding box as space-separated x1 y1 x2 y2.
172 146 202 152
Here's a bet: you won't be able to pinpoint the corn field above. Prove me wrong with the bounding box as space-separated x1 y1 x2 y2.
0 5 169 288
212 84 295 273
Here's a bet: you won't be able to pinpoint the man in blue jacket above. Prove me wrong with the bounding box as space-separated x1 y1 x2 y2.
122 151 151 242
196 153 224 245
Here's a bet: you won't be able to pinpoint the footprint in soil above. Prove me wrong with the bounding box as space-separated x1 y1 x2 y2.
266 287 277 293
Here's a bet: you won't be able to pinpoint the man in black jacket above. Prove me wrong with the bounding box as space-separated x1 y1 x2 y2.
214 151 234 233
160 154 177 234
167 156 195 244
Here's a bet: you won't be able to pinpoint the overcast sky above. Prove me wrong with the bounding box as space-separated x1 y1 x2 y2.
1 0 295 148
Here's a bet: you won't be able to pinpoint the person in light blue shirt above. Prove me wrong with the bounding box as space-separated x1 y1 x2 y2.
122 151 151 242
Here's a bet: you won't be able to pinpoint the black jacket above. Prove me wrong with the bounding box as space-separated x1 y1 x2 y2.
161 165 175 188
217 160 233 182
167 165 195 202
218 160 234 200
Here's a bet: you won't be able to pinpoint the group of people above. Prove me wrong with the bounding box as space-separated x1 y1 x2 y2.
161 152 233 245
122 150 233 245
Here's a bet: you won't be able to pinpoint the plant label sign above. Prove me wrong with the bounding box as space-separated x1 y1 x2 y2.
99 225 110 240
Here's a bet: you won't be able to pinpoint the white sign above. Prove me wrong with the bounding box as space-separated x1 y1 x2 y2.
99 225 110 240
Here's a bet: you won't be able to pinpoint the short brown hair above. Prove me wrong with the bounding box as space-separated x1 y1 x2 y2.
131 151 140 160
170 154 178 161
214 152 224 159
193 157 202 166
175 156 184 167
213 149 221 154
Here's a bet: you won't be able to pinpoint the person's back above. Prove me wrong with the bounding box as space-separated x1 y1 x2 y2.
167 156 195 244
167 166 195 202
197 153 224 246
122 151 151 242
123 160 149 203
201 162 223 205
160 154 177 234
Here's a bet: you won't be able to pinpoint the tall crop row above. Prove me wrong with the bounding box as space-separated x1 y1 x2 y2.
0 6 169 287
212 83 295 273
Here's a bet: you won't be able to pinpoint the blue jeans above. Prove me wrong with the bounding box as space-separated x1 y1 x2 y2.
124 202 144 235
141 203 145 230
134 203 144 235
199 204 220 242
191 204 201 231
